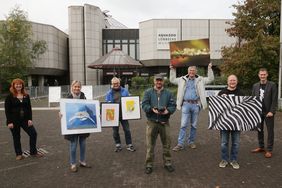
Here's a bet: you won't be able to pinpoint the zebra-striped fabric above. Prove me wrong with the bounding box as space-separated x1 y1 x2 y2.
208 96 262 131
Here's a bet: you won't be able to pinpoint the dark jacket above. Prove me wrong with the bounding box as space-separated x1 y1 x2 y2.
5 93 32 125
252 81 278 115
64 92 90 141
142 87 176 123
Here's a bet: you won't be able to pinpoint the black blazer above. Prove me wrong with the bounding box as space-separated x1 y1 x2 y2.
64 92 90 141
5 93 32 125
252 81 278 114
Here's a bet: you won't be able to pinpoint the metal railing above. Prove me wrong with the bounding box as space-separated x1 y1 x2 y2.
26 85 110 100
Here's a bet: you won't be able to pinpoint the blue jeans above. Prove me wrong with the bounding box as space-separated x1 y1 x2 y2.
177 103 200 146
220 130 240 161
112 120 132 145
70 135 86 165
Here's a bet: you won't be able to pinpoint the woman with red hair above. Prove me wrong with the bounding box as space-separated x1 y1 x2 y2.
5 78 43 160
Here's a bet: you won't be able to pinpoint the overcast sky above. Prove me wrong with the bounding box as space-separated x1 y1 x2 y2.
0 0 240 33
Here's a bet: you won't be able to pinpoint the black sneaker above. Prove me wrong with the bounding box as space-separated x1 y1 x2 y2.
115 145 122 152
145 167 153 174
164 165 175 172
126 145 136 152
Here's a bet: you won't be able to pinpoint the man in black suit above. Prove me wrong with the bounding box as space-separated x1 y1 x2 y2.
251 68 277 158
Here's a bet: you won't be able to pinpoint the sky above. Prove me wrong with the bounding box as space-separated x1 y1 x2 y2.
0 0 240 33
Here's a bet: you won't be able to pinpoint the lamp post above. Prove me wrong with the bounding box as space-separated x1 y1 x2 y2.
279 0 282 109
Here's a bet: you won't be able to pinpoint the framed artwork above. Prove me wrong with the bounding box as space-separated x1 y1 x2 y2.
101 103 120 127
169 38 210 67
121 96 141 120
48 86 61 103
60 98 101 135
81 85 93 100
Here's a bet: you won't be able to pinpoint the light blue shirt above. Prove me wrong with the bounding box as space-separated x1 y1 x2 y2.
184 78 198 100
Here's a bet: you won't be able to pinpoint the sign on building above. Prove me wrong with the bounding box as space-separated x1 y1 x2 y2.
157 28 178 50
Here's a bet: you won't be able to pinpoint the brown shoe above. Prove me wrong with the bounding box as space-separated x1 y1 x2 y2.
251 147 265 153
188 143 197 149
31 153 44 158
265 151 272 158
16 155 24 160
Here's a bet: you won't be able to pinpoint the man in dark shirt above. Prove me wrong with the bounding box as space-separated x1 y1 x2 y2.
251 68 277 158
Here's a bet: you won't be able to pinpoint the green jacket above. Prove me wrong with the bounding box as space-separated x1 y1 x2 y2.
142 87 176 123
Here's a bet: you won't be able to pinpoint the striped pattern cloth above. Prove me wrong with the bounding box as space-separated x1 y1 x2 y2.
208 96 262 131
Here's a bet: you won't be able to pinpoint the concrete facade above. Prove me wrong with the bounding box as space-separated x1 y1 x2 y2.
29 22 68 86
68 4 105 85
139 19 237 66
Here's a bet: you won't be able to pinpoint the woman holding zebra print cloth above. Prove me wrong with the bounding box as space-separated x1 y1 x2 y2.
218 75 244 170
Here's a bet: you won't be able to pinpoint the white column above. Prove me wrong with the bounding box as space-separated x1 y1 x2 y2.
38 76 45 87
27 76 32 87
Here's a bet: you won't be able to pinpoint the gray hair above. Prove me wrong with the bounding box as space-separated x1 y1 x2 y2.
71 80 81 89
188 66 197 71
111 77 120 84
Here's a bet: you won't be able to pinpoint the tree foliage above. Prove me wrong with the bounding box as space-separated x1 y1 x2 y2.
220 0 280 88
0 6 47 89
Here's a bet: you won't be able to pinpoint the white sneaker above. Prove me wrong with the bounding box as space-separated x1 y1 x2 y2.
230 161 240 169
219 160 228 168
70 164 78 172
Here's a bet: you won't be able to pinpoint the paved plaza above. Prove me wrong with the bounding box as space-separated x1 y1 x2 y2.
0 100 282 188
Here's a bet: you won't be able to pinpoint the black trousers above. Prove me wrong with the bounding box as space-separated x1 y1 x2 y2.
9 121 38 155
258 115 274 151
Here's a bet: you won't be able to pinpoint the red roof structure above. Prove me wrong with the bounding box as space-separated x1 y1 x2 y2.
88 48 142 69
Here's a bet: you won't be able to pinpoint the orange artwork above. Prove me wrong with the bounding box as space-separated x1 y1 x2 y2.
106 109 115 121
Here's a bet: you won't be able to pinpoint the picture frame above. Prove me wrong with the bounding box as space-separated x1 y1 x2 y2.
48 86 61 103
60 98 101 135
169 38 210 67
101 103 120 127
81 85 93 100
121 96 141 120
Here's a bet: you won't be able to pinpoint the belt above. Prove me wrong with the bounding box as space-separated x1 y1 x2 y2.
183 100 198 104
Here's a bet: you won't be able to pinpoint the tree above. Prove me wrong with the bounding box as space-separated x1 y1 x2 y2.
220 0 280 89
0 6 47 91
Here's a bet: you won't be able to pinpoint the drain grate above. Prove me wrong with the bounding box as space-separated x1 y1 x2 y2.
22 148 48 158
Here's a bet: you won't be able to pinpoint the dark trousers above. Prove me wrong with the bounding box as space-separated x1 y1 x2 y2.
112 120 132 145
9 121 38 155
258 115 274 151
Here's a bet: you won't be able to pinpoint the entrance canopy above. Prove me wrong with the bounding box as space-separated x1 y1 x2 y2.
88 48 142 69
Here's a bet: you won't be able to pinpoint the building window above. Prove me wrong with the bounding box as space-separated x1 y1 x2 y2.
129 44 135 59
107 44 113 53
114 43 121 49
136 44 139 60
122 44 128 54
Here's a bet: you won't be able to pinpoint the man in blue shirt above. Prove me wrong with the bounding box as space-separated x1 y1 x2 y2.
105 77 136 152
170 63 214 151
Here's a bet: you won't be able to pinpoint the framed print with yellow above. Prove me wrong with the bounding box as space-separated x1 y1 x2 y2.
121 96 141 120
